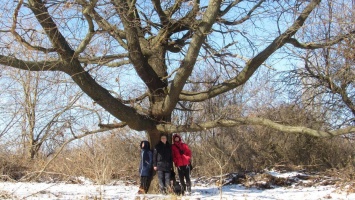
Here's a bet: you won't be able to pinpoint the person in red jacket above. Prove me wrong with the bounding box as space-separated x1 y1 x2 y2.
172 134 192 194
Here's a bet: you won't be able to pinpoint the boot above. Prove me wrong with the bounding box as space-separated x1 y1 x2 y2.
186 184 191 195
181 184 186 195
137 186 145 194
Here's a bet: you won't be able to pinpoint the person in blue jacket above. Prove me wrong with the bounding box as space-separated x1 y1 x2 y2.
138 140 153 194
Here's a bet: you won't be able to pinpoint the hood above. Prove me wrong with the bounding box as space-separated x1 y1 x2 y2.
173 134 182 142
140 140 150 150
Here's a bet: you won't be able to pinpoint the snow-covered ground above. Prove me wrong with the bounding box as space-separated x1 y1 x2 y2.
1 171 354 200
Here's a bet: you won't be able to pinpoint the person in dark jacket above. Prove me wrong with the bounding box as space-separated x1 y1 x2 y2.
172 134 192 194
153 134 173 194
138 140 153 194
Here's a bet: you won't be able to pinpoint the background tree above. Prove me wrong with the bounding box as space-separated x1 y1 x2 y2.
0 67 89 159
280 0 355 131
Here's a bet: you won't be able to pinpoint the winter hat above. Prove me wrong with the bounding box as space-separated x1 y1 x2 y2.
173 134 181 142
140 140 150 150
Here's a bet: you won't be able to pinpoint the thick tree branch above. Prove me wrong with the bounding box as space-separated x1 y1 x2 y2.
163 0 222 114
151 0 168 25
78 54 129 65
112 0 167 93
179 0 322 102
165 0 186 19
0 55 62 71
0 52 156 130
19 0 157 131
80 0 128 49
61 60 157 131
152 0 199 49
105 60 131 67
28 0 75 59
73 13 95 58
12 0 56 53
166 31 193 52
285 30 355 49
167 0 200 35
98 122 127 129
121 92 149 104
157 117 355 137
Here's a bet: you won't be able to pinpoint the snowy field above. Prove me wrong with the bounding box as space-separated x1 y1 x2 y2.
1 171 354 200
1 181 354 200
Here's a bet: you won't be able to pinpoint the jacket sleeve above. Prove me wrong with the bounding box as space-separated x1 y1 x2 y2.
183 144 192 161
153 148 157 167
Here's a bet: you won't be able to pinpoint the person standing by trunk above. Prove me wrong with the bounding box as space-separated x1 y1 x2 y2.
172 134 192 195
153 134 173 194
138 140 153 194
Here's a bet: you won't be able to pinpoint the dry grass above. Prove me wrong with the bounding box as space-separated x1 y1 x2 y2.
0 131 143 184
0 126 354 186
44 133 142 184
187 105 355 181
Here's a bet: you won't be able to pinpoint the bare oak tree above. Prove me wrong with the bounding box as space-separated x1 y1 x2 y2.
1 0 355 150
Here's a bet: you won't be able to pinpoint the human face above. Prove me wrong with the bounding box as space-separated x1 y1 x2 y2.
174 137 180 142
141 142 144 148
161 136 167 144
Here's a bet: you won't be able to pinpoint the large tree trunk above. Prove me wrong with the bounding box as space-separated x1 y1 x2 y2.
146 129 161 194
146 126 173 194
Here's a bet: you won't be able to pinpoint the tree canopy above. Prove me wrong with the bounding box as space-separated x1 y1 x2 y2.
1 0 355 145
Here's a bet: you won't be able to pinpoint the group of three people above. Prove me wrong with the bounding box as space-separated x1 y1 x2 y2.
139 133 192 195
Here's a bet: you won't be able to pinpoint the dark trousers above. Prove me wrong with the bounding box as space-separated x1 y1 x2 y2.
177 165 191 192
157 171 171 193
140 176 150 193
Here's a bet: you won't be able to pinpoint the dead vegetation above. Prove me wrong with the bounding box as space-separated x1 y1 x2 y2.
0 191 13 199
194 168 350 191
0 112 354 194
